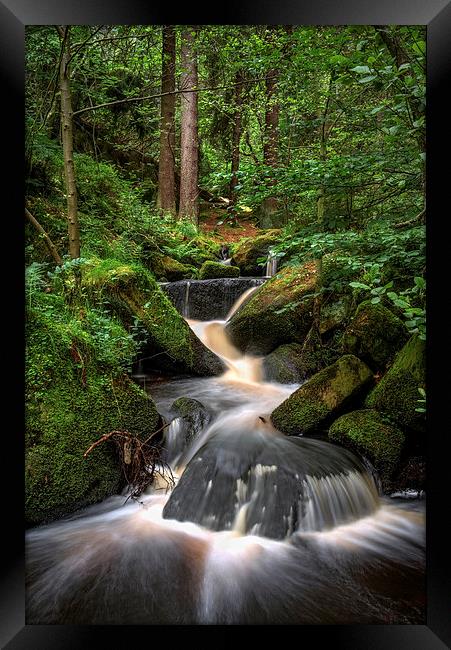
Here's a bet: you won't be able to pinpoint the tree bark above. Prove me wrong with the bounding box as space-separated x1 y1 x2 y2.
260 65 280 228
58 26 80 259
179 27 199 224
229 70 244 205
25 208 63 266
157 26 177 215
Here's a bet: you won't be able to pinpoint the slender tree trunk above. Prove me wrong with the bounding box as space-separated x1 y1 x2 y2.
229 70 244 205
25 208 63 266
179 27 199 224
157 26 176 215
58 25 80 259
260 65 280 228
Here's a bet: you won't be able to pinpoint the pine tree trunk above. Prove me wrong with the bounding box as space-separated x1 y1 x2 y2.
229 70 243 205
157 26 176 215
59 26 80 259
179 27 199 224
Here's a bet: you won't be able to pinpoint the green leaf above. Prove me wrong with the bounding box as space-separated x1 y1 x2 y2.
359 75 377 83
371 296 381 304
349 281 370 290
350 65 371 74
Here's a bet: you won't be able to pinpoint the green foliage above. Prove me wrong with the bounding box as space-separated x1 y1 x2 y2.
348 272 426 340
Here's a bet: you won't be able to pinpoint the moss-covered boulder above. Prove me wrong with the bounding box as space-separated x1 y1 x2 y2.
230 229 281 276
328 409 405 487
83 259 224 376
270 355 373 436
319 295 352 335
365 335 426 433
198 260 240 280
263 343 307 384
225 263 316 355
26 306 161 526
168 397 211 455
150 254 196 281
342 300 408 371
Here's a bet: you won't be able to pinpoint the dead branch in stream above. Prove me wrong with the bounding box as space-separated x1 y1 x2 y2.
84 423 175 501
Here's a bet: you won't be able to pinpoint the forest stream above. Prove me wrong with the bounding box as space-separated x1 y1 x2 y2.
26 284 425 625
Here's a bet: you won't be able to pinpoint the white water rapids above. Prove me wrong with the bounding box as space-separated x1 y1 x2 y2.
26 287 425 624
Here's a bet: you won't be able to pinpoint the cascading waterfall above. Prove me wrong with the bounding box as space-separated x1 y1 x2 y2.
25 285 425 625
265 249 278 277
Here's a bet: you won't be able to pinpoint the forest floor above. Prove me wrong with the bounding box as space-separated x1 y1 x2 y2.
199 208 260 243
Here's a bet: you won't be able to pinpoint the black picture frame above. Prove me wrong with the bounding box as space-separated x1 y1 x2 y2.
2 1 449 647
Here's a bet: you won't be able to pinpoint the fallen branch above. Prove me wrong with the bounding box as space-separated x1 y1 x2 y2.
393 208 426 229
25 207 63 266
84 424 175 500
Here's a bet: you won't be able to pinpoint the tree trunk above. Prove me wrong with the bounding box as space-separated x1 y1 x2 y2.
260 65 280 228
58 26 80 259
229 70 244 205
179 27 199 224
157 26 176 215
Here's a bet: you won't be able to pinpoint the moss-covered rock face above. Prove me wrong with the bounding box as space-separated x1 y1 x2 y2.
270 355 373 436
25 309 161 526
319 295 352 335
198 260 240 280
83 259 224 376
230 229 281 276
342 300 408 371
263 343 307 384
225 263 317 355
328 409 405 486
169 397 211 450
365 335 426 433
150 254 197 282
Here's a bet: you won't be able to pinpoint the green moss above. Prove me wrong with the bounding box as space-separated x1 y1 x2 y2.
365 335 426 433
225 263 317 354
150 254 197 281
82 258 222 375
329 409 405 483
343 300 408 371
26 307 161 526
270 354 373 435
231 229 281 276
198 260 240 280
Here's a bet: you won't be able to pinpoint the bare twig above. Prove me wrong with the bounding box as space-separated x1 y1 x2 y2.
83 427 175 499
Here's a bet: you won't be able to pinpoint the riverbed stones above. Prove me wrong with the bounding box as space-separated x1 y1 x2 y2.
328 409 405 487
270 354 374 436
365 335 426 433
263 343 307 383
225 263 317 355
198 260 240 280
170 397 211 451
342 300 408 371
230 229 281 276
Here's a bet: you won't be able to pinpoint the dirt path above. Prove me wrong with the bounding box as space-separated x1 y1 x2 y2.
199 208 260 243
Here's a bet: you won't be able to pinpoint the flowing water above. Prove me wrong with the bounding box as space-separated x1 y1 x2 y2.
26 286 425 625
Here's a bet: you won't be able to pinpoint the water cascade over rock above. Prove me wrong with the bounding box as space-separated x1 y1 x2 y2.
26 282 426 625
160 277 265 320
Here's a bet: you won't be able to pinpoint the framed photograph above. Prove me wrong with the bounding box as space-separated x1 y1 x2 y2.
2 0 449 647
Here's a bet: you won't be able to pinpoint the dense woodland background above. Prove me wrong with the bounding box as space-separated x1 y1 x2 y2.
25 25 426 525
